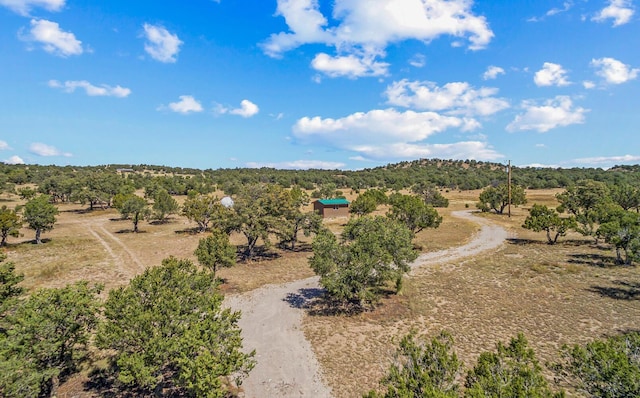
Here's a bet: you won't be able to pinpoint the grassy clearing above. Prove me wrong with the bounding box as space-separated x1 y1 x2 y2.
303 190 640 397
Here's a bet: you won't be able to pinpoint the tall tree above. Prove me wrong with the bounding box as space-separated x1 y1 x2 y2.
609 183 640 212
556 180 611 240
522 204 576 244
231 184 289 259
0 282 101 397
387 193 442 234
152 188 179 222
365 331 462 398
310 216 417 308
278 186 323 250
182 194 228 233
0 206 21 246
477 184 527 214
350 189 388 217
596 206 640 264
118 195 150 233
194 229 236 276
97 257 254 397
412 182 450 208
22 195 58 244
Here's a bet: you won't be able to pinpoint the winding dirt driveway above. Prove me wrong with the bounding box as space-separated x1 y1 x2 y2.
225 210 509 398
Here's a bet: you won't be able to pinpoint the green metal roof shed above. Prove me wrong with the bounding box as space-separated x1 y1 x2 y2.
314 198 350 218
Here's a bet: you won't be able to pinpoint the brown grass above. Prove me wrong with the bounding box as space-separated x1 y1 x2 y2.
7 188 638 397
302 189 640 397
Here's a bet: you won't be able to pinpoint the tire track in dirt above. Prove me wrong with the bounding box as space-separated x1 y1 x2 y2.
96 224 145 272
225 210 508 398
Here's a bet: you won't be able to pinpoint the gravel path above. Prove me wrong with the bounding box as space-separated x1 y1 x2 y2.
225 210 508 398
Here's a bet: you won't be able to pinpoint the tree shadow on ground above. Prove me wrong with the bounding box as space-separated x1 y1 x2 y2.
588 280 640 300
115 229 147 234
285 286 398 316
284 287 325 309
238 246 281 262
568 253 618 268
174 227 203 235
507 238 593 247
277 242 313 253
149 219 174 225
507 238 551 246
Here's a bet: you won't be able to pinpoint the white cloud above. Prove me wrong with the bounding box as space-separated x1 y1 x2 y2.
0 0 64 16
0 140 10 150
29 142 72 157
294 108 471 147
507 96 588 133
351 141 503 161
217 100 260 118
483 66 505 80
229 100 260 118
245 160 346 169
534 62 570 87
311 52 389 78
262 0 493 78
25 19 82 57
48 80 131 97
572 154 640 165
292 106 502 162
591 57 639 84
582 80 596 89
409 54 426 68
592 0 634 26
4 155 25 165
528 1 573 21
385 80 510 117
142 24 182 63
160 95 203 114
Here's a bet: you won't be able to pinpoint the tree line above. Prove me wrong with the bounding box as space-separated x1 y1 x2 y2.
3 159 640 197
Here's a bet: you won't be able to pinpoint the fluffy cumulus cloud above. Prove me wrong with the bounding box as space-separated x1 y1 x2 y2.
229 100 259 118
48 80 131 97
0 0 64 16
24 19 82 57
162 95 203 114
507 96 588 133
483 66 505 80
385 79 510 117
29 142 72 157
245 160 346 169
292 108 501 161
217 100 260 118
311 52 389 78
534 62 570 87
143 24 183 63
4 155 25 165
592 0 635 27
0 140 10 150
262 0 493 78
591 57 639 84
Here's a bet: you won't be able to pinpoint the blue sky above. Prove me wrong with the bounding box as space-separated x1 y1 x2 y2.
1 0 639 170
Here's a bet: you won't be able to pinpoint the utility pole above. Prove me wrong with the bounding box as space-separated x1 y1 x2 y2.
507 160 512 218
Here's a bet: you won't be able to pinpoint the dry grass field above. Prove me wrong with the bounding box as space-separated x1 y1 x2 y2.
303 189 640 397
3 188 640 397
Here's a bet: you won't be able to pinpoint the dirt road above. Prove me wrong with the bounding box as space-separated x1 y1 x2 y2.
225 210 508 398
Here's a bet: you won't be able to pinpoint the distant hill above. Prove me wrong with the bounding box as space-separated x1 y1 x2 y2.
2 158 640 193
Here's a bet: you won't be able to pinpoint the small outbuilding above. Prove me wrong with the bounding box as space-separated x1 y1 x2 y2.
313 198 350 219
